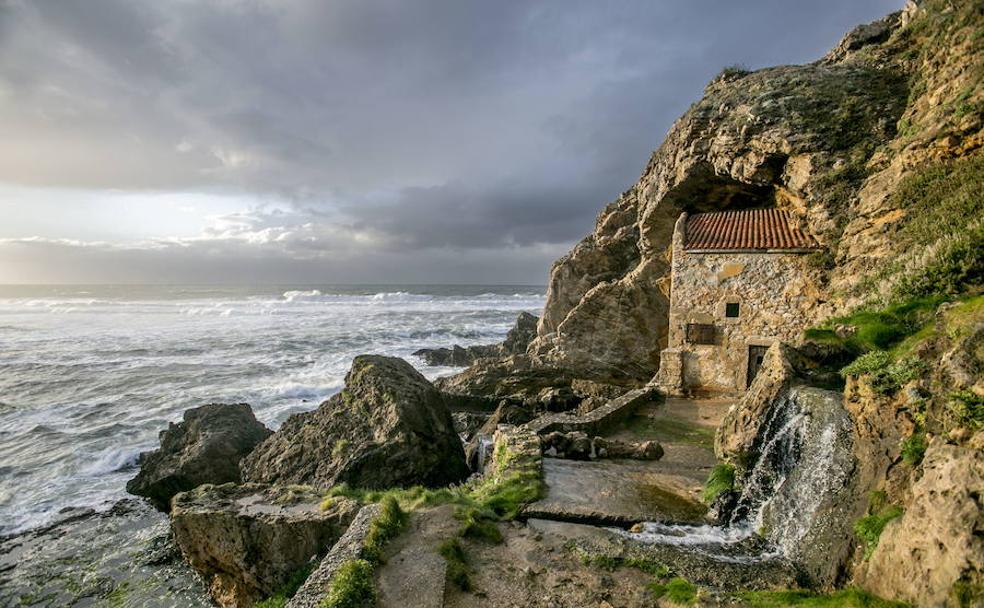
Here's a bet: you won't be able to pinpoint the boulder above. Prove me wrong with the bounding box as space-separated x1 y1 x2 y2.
170 483 359 608
126 403 272 510
242 355 469 489
463 401 537 470
539 432 663 461
413 312 540 367
858 434 984 607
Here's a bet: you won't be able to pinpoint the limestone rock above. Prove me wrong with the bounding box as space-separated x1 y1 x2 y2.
435 354 573 403
242 355 469 489
170 483 359 608
858 435 984 607
126 403 272 511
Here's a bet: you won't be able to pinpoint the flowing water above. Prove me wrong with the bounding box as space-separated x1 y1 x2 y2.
623 386 854 572
0 284 544 536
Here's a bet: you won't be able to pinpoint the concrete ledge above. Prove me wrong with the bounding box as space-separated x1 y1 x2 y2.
286 503 381 608
525 387 658 436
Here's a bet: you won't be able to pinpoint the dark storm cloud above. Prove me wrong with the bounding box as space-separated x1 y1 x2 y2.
0 0 903 280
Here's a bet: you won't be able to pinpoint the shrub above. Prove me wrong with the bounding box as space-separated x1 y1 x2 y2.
950 390 984 429
840 352 925 394
319 559 375 608
702 463 736 504
855 505 904 559
649 577 698 604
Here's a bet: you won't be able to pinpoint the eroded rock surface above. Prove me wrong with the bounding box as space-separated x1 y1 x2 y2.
170 483 359 608
858 434 984 607
413 311 539 367
242 355 469 489
126 403 272 510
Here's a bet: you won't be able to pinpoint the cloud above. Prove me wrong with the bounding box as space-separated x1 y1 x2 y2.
0 0 904 282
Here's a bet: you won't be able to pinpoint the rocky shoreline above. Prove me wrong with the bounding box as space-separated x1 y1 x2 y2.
5 1 983 606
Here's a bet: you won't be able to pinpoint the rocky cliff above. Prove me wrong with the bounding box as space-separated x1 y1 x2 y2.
529 0 983 384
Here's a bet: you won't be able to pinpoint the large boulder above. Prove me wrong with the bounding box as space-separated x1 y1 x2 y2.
242 355 469 489
170 483 359 608
126 403 272 510
858 433 984 607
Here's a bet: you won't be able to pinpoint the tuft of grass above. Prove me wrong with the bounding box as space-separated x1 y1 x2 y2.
571 546 671 576
255 563 315 608
648 577 697 605
855 505 904 560
900 432 926 466
738 588 909 607
702 463 736 504
319 559 375 608
331 439 350 459
456 505 503 544
361 495 408 565
438 539 472 592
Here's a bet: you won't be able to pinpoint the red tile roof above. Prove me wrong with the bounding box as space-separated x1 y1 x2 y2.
684 208 820 252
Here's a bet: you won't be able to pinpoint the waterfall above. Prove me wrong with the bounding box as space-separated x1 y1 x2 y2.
621 386 855 569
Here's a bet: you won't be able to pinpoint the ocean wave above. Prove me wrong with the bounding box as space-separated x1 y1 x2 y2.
82 447 142 476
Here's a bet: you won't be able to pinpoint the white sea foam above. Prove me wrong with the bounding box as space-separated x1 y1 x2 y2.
0 284 545 534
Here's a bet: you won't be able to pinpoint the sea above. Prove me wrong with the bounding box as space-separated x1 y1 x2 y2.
0 284 545 536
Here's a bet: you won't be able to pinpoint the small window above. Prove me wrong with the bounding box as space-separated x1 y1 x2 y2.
725 302 740 318
686 323 716 345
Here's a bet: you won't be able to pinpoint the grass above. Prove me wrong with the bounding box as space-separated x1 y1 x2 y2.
255 563 315 608
804 295 945 355
573 548 673 576
318 559 375 608
900 432 926 466
361 495 408 565
738 588 909 607
855 505 904 560
438 539 472 591
648 577 697 605
702 463 736 504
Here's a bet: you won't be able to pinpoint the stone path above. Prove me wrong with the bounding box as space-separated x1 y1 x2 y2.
376 506 458 608
525 395 733 526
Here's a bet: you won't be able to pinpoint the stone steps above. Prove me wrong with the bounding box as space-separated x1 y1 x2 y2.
525 387 658 436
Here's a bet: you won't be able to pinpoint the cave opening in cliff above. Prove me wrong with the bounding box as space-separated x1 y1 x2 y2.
662 163 782 215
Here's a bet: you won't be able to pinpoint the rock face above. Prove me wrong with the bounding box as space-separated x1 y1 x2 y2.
242 355 469 489
126 403 272 510
857 434 984 607
170 483 359 608
528 0 983 382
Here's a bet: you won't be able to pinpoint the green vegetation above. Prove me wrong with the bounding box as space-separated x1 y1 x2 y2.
319 559 375 608
718 64 750 80
855 505 904 560
438 539 472 591
702 463 736 504
362 495 408 565
330 439 349 459
900 432 927 466
949 390 984 429
738 588 909 607
870 156 984 302
573 548 672 577
621 414 715 448
804 296 945 355
255 563 315 608
648 577 697 605
839 352 925 395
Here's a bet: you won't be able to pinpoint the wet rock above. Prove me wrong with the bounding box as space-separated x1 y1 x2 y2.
413 312 540 367
858 434 984 607
593 437 663 460
242 355 469 489
464 401 538 470
126 403 272 511
451 411 488 441
0 499 209 608
170 483 359 608
540 432 663 461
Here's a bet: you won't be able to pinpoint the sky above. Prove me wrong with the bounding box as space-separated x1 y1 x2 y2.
0 0 903 285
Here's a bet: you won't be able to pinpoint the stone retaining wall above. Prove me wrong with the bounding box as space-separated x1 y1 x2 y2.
525 387 657 436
